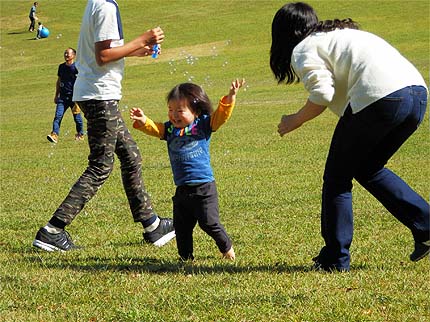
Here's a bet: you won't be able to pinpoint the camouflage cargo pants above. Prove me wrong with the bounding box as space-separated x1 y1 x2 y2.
53 100 155 225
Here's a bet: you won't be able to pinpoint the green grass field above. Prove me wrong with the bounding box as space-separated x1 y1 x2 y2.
1 1 429 321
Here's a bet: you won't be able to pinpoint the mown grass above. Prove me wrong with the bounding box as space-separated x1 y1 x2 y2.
0 1 429 321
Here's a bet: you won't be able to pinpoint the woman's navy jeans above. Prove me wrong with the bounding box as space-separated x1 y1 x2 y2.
318 85 429 270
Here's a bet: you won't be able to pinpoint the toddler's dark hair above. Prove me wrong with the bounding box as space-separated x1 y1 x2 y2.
166 83 213 116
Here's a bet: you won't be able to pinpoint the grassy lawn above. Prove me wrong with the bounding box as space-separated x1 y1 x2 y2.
0 1 428 321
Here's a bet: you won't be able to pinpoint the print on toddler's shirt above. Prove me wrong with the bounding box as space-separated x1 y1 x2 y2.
169 136 203 163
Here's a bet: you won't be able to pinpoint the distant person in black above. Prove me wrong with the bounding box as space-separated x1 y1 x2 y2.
28 2 38 32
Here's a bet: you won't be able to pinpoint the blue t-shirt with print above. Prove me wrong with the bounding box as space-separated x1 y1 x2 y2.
163 114 214 186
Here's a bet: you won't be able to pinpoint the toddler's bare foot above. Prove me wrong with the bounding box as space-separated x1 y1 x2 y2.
222 247 235 260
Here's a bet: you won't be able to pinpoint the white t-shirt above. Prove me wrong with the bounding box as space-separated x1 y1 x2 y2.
291 29 427 116
73 0 125 101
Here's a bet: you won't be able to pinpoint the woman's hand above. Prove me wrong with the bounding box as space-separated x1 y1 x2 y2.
278 99 327 137
278 113 303 136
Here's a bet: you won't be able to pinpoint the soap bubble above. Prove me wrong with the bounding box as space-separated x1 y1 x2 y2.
203 75 213 88
211 46 218 58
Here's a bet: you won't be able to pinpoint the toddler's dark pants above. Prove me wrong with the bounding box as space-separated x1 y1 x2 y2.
173 181 232 260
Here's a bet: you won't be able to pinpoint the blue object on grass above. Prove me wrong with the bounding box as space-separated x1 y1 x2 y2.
40 28 50 38
152 44 159 58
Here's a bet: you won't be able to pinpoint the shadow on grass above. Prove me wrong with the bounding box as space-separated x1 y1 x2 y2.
24 251 312 275
24 250 368 275
7 31 29 35
4 243 367 275
6 31 41 40
4 30 38 40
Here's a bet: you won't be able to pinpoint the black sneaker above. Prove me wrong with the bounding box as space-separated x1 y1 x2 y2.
143 218 175 247
410 240 430 262
32 227 81 252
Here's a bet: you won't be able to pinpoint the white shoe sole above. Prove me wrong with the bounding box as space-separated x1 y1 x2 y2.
152 231 176 247
47 135 57 144
32 239 63 252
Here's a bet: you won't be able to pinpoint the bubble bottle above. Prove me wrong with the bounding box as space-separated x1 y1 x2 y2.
152 44 160 59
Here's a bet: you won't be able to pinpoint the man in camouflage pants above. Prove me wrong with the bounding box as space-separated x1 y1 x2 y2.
33 0 175 251
53 100 154 225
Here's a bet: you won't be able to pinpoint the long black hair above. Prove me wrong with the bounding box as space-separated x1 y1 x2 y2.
166 83 213 116
270 2 359 84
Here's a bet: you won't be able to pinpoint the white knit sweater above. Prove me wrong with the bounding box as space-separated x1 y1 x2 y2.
291 29 427 116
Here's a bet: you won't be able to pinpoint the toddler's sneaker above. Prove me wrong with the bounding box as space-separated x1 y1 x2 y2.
32 227 81 252
143 218 175 247
410 240 430 262
47 132 58 144
222 246 235 260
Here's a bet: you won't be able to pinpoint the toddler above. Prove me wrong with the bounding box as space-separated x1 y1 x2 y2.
130 79 245 260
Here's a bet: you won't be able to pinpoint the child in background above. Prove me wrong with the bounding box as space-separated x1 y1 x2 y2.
28 2 38 32
36 21 43 39
130 79 245 260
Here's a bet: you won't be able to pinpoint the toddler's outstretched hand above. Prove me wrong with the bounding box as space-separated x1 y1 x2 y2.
130 107 147 129
225 78 245 104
